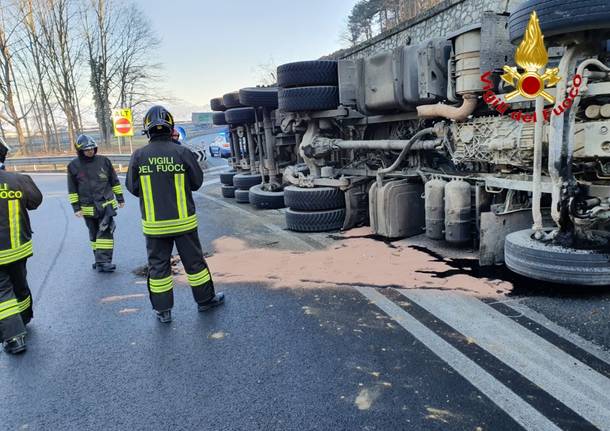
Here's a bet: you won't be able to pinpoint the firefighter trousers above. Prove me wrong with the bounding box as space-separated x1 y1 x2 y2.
146 230 215 311
0 258 33 342
85 217 114 264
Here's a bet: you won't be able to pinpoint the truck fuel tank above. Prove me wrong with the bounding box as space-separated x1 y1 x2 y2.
444 179 472 244
369 179 425 239
425 178 447 240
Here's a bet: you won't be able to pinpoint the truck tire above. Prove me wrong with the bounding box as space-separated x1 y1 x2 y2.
278 86 339 112
220 171 237 186
286 208 346 232
212 112 227 126
284 186 345 211
223 91 243 109
221 185 236 198
509 0 610 44
225 107 256 125
505 229 610 286
235 189 250 204
233 173 262 190
239 87 278 109
210 97 226 112
248 184 285 210
277 60 338 88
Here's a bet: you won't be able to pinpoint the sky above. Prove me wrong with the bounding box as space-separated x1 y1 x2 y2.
134 0 358 119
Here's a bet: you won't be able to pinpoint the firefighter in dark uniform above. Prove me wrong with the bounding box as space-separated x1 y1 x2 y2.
126 106 224 323
0 137 43 354
67 135 125 272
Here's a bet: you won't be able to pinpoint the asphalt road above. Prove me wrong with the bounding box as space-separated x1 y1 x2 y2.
0 174 609 430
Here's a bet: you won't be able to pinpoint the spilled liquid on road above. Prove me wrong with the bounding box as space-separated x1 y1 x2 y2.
199 227 512 297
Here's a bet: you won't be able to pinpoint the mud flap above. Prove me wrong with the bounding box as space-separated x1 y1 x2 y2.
479 209 532 266
342 178 371 230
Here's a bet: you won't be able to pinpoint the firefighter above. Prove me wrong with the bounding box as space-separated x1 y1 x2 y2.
126 105 224 323
171 128 181 144
67 135 125 272
0 137 43 354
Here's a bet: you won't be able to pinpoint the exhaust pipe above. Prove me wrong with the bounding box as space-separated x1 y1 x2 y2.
416 94 478 122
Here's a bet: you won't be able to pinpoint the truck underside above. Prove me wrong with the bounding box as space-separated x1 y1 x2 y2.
211 1 610 286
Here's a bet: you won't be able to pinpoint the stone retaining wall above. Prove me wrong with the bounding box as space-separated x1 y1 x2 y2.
325 0 524 60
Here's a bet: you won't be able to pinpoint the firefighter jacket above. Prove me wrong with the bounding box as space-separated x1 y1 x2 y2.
126 137 203 237
67 154 124 218
0 171 43 265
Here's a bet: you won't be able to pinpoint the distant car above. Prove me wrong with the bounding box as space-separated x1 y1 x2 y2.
209 137 231 158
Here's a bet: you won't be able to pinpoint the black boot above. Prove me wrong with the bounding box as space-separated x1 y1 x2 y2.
156 310 172 323
198 292 225 312
92 263 97 270
4 334 27 354
97 263 116 273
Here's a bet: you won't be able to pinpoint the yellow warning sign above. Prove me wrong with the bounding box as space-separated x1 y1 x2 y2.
112 108 134 137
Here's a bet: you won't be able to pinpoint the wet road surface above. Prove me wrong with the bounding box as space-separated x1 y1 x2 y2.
0 174 609 430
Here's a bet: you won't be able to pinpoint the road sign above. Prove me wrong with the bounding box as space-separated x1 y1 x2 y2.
192 112 213 125
112 108 134 137
175 126 187 141
193 150 206 162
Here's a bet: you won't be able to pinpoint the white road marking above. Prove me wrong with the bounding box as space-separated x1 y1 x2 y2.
507 301 610 366
355 286 562 431
401 289 610 430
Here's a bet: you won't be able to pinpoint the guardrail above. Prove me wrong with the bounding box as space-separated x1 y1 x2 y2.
4 153 227 175
6 154 132 167
5 154 134 173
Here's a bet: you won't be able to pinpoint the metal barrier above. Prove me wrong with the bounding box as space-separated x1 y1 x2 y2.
6 154 132 166
5 154 228 176
5 155 133 172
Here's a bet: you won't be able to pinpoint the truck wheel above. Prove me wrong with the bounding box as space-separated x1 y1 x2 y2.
235 189 250 204
278 86 339 112
212 112 227 126
504 229 610 286
210 97 226 112
284 186 345 211
248 185 285 209
239 87 278 109
509 0 610 44
225 107 256 125
286 208 346 232
233 173 262 190
222 91 243 109
220 171 237 186
221 185 236 198
277 60 338 88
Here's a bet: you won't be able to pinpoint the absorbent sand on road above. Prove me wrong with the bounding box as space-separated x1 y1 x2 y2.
197 227 511 297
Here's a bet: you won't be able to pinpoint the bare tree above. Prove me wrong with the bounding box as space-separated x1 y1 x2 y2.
0 5 30 153
256 58 277 86
112 3 162 110
0 0 163 153
82 0 115 146
81 0 161 145
16 0 61 152
37 0 84 148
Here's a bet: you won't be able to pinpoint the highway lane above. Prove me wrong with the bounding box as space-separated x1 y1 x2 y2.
0 174 609 430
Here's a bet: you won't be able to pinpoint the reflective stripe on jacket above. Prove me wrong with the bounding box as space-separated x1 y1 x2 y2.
0 172 42 265
67 154 124 218
126 137 203 237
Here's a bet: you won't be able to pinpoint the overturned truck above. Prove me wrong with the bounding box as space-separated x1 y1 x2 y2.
211 0 610 286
